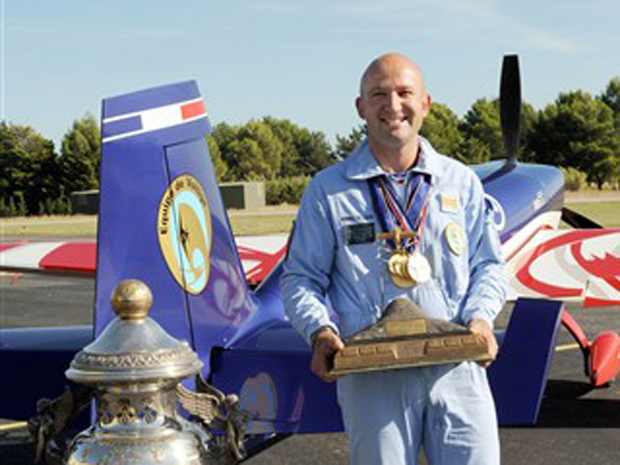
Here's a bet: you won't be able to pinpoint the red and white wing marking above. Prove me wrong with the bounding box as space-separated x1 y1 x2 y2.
235 234 288 285
0 242 96 274
4 224 618 306
505 227 620 306
0 235 289 284
501 211 561 262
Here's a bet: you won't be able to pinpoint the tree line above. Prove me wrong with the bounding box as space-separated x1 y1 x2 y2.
0 115 100 216
1 77 620 216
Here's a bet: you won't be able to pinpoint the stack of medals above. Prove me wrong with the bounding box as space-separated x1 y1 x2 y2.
382 227 431 288
369 172 432 288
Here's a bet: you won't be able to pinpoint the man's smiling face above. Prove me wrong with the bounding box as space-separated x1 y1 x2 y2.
356 55 431 155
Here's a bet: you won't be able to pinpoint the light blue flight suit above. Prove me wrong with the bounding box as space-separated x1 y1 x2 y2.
281 137 507 465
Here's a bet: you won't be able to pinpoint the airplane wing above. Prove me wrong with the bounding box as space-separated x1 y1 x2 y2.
5 224 618 307
0 241 96 275
0 235 288 286
504 227 620 307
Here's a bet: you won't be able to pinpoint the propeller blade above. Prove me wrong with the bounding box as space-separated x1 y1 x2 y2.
500 55 521 168
561 207 603 229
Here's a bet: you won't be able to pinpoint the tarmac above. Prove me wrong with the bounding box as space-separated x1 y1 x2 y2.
1 273 619 464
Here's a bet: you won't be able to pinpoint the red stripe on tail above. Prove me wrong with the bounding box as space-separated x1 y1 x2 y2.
181 100 206 120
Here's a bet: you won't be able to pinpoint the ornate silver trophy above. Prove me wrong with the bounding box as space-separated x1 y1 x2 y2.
29 280 249 465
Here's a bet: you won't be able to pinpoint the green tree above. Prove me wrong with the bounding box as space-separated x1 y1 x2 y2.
210 122 240 182
206 135 229 182
420 102 464 161
560 166 588 191
529 91 620 188
334 125 366 160
517 102 538 162
589 155 620 189
58 114 101 193
0 122 26 197
222 121 283 181
0 197 9 217
600 77 620 130
262 117 334 177
14 191 27 216
295 129 334 175
459 99 502 164
458 98 537 164
211 122 239 152
0 122 59 214
211 118 333 181
262 117 303 177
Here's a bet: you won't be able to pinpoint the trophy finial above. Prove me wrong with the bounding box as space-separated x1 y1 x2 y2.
111 280 153 320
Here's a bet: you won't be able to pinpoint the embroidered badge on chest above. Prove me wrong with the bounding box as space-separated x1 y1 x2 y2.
441 194 458 213
445 222 466 255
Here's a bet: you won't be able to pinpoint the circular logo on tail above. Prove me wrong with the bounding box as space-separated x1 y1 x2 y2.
158 174 212 295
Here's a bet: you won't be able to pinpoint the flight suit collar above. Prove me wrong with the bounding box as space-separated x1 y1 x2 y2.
345 137 440 184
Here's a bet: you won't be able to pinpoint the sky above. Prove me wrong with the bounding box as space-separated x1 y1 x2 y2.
2 0 619 148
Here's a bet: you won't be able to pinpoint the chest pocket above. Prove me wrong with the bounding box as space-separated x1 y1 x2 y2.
340 220 380 278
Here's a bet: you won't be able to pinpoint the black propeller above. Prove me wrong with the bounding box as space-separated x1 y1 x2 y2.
500 55 521 169
497 56 601 231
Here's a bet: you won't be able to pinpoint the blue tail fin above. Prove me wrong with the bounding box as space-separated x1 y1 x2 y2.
95 81 343 435
95 81 257 370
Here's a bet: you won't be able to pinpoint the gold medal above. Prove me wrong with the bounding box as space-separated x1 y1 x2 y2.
445 222 466 255
387 249 431 288
388 250 415 288
380 226 432 288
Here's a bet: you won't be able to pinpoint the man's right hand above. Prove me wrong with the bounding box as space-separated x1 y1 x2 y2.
311 329 345 383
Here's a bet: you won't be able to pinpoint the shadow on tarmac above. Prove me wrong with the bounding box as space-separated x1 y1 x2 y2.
536 380 620 428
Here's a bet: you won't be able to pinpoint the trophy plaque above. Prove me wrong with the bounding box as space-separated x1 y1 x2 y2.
330 299 494 375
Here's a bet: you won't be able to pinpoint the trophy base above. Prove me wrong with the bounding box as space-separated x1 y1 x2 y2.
329 298 495 375
331 332 493 375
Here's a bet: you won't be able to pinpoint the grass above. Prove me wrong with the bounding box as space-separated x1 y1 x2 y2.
1 216 97 237
228 213 296 235
0 211 298 237
564 201 620 227
1 198 618 237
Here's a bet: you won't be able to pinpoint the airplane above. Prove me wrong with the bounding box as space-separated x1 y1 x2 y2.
1 55 619 460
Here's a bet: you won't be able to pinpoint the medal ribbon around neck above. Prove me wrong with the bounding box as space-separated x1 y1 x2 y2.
368 172 431 251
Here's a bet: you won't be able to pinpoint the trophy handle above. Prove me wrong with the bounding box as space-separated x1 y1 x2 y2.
28 384 94 465
176 374 251 461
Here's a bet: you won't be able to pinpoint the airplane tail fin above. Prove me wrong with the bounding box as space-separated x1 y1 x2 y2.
96 81 258 371
95 81 343 436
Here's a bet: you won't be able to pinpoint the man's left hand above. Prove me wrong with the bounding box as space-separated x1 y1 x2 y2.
468 317 497 367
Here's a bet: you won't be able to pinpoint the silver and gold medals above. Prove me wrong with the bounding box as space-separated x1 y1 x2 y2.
386 249 431 288
379 226 431 288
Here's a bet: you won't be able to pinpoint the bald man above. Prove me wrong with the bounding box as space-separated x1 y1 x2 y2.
281 54 506 464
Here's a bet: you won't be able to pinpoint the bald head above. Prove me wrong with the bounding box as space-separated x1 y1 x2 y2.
359 53 426 97
355 53 431 165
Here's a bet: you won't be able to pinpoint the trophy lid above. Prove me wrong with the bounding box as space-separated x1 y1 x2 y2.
66 280 202 384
